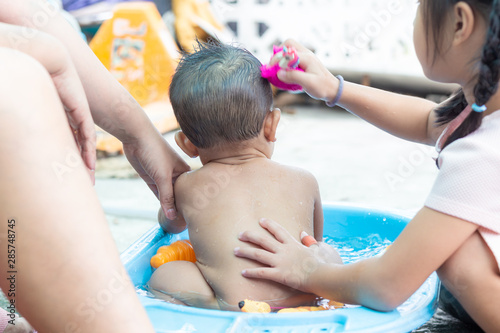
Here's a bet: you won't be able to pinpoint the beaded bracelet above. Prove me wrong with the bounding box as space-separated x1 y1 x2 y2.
326 75 344 107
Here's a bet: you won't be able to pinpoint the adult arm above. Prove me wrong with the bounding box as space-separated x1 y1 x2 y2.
0 0 190 217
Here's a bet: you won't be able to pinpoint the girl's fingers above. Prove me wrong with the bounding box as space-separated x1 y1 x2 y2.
282 39 308 52
234 246 276 267
276 68 305 83
258 218 296 244
241 267 302 290
238 229 281 253
240 267 282 283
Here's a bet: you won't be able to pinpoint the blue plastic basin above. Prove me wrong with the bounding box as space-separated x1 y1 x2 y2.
121 202 439 333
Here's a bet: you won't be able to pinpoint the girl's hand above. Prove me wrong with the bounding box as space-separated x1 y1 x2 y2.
234 218 342 292
271 39 341 104
123 134 190 220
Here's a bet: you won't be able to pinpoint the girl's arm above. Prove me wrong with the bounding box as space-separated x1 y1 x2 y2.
235 207 478 311
275 39 441 145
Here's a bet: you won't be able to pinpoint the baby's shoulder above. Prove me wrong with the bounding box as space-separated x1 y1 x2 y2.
173 169 202 196
270 161 319 187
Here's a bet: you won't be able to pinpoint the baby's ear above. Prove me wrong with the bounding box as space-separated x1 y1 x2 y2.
175 131 199 158
263 108 281 143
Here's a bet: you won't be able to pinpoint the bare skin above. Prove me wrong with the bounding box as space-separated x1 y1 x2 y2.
0 3 176 331
0 48 155 333
235 2 500 332
0 0 190 218
148 109 336 310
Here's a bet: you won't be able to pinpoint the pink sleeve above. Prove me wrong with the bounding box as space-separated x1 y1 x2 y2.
425 136 500 233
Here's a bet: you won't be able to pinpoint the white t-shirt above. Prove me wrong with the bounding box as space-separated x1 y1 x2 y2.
425 110 500 269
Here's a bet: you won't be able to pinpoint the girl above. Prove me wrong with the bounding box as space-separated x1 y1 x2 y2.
234 1 500 331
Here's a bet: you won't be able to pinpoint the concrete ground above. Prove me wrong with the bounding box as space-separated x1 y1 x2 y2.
95 104 482 333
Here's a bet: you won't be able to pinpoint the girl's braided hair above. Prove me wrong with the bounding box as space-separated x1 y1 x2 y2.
425 0 500 149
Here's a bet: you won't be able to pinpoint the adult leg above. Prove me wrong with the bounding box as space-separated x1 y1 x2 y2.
148 261 218 309
0 49 154 332
438 231 500 333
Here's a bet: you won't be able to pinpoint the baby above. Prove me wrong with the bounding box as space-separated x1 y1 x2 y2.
148 40 325 311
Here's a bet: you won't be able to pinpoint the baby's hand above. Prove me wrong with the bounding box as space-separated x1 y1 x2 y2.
273 39 341 104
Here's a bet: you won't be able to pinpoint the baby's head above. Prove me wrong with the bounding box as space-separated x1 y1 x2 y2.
170 40 275 155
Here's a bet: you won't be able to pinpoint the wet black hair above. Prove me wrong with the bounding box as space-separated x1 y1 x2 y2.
169 39 273 149
424 0 500 148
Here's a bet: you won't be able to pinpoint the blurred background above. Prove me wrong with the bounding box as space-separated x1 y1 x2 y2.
45 1 479 331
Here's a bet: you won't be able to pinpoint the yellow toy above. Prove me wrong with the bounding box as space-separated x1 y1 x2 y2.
150 240 196 269
90 2 180 154
238 299 271 313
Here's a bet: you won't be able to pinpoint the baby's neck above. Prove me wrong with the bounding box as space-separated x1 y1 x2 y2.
198 144 272 166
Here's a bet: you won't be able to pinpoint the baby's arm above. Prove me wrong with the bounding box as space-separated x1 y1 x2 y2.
275 39 441 145
311 176 324 242
158 207 187 234
158 174 188 233
307 173 343 265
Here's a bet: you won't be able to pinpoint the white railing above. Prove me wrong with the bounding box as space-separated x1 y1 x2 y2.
211 0 455 92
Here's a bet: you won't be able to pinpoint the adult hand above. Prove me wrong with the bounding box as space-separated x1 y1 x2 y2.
271 39 341 104
51 57 96 183
234 218 342 292
123 133 190 219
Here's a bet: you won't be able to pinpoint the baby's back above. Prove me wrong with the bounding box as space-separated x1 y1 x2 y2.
175 159 321 309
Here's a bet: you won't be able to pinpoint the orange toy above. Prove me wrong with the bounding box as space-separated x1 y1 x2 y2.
277 306 327 313
150 240 196 269
90 2 179 107
238 299 344 314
